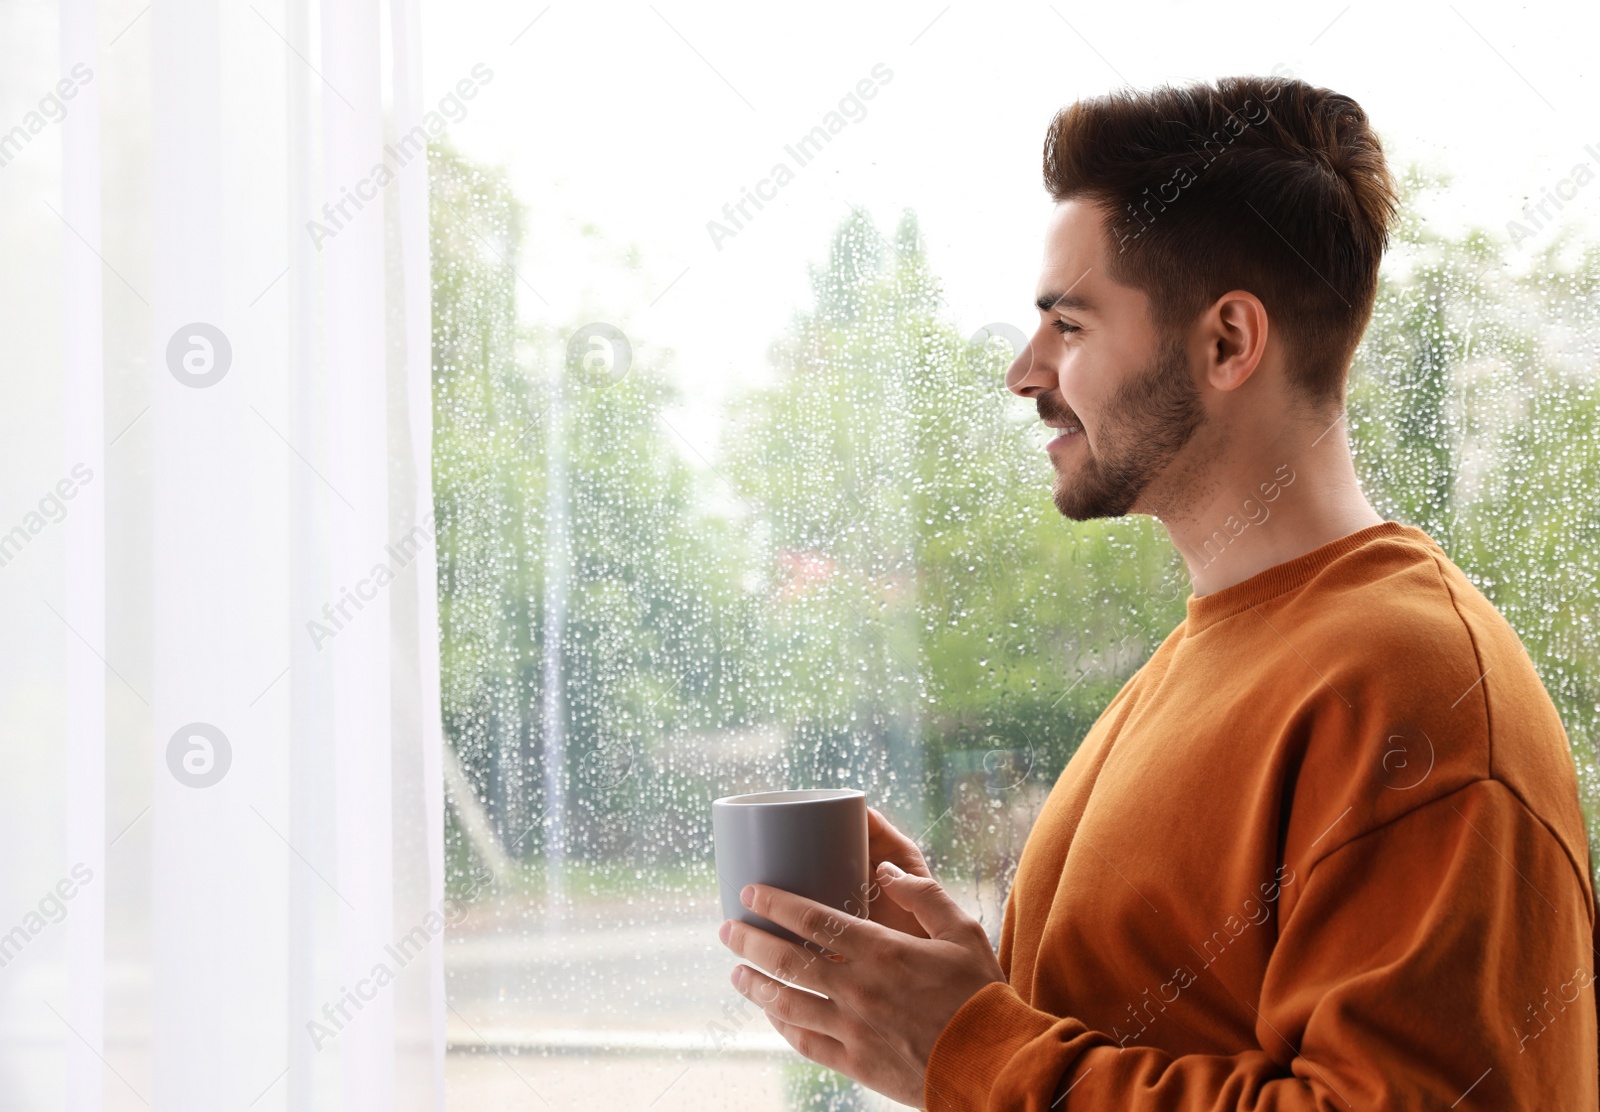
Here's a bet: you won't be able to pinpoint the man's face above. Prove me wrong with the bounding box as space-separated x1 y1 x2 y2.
1006 200 1206 520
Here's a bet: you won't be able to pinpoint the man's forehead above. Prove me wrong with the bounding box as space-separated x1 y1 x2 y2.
1036 201 1106 307
1045 199 1106 251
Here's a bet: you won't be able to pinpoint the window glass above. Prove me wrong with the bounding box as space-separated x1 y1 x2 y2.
424 7 1600 1108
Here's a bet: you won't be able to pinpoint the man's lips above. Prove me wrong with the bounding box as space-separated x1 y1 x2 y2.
1044 421 1083 455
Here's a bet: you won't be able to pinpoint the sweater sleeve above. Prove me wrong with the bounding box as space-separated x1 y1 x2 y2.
921 778 1597 1111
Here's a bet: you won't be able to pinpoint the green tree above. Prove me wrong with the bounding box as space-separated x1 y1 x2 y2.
431 145 746 873
431 144 536 852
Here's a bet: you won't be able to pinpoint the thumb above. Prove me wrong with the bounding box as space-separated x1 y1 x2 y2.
875 860 971 940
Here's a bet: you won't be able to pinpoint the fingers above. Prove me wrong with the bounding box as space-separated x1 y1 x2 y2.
878 864 984 943
738 885 880 964
723 921 836 993
867 806 931 876
760 1004 850 1075
731 964 841 1043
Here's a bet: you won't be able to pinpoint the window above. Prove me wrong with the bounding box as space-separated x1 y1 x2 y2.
421 7 1600 1109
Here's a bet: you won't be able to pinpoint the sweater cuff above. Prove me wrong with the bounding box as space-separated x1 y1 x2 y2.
922 979 1079 1112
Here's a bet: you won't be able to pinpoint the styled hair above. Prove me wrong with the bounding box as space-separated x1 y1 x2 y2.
1043 75 1399 410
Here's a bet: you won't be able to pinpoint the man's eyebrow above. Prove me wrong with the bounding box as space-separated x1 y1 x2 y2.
1036 290 1095 314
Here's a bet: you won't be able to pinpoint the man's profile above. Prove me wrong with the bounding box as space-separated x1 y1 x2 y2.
718 74 1598 1110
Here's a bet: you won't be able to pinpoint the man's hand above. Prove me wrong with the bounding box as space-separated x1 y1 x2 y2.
717 859 1005 1109
864 806 933 939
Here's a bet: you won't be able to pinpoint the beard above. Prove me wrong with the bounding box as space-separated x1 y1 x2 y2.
1038 334 1205 520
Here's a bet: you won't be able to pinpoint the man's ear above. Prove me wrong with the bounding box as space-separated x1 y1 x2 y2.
1203 290 1269 393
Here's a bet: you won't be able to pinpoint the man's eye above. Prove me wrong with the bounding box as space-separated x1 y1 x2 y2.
1052 320 1081 335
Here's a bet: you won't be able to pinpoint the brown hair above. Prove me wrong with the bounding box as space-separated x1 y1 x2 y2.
1042 75 1399 410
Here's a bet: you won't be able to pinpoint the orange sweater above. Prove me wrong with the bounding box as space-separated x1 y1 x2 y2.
924 521 1598 1110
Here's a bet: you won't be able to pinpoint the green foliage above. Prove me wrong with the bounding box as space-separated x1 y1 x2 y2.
431 144 535 849
781 1060 868 1111
430 144 747 865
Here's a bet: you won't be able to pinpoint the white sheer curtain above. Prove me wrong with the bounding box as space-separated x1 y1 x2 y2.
0 0 446 1108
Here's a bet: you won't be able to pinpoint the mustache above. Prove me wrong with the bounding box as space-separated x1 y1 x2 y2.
1035 393 1082 428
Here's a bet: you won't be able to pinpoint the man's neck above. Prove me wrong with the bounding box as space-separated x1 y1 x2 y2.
1152 415 1386 598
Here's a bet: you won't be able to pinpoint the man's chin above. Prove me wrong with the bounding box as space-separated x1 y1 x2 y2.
1053 500 1112 522
1051 481 1100 522
1051 471 1137 522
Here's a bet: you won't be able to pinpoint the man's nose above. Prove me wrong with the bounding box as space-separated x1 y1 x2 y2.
1006 330 1055 398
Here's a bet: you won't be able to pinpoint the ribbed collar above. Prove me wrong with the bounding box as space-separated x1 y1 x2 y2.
1183 521 1434 635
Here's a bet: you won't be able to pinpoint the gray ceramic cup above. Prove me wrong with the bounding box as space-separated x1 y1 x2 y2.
712 788 870 947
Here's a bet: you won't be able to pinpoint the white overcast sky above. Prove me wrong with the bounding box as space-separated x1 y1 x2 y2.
418 0 1600 456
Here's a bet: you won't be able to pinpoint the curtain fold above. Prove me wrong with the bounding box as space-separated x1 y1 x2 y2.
60 1 107 1109
0 0 446 1108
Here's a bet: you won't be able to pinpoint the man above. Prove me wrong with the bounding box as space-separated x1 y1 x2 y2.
718 75 1598 1109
